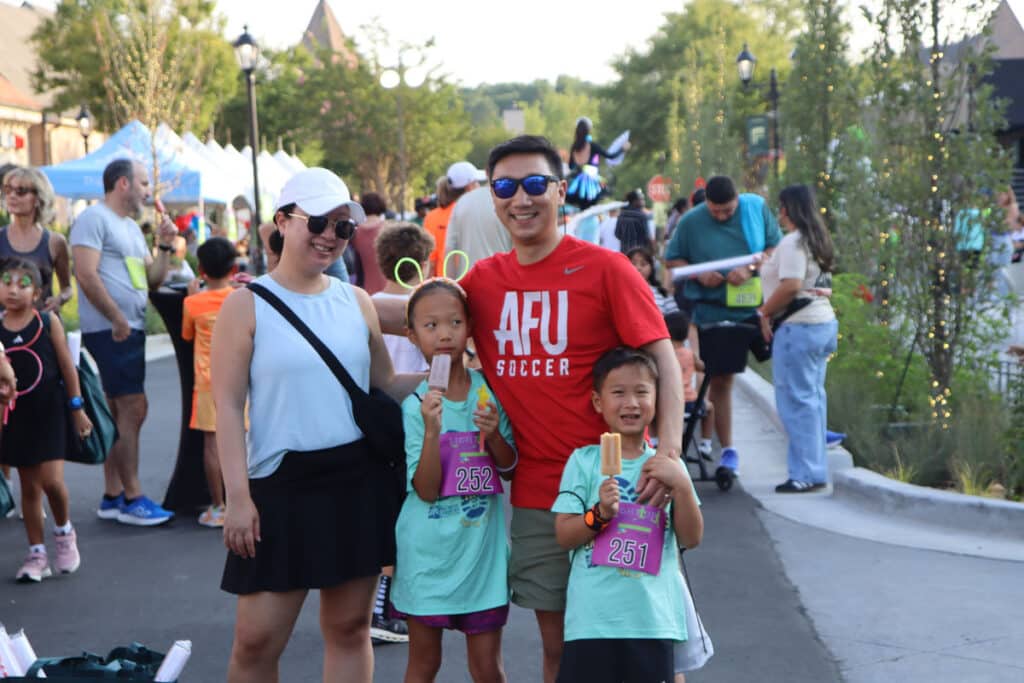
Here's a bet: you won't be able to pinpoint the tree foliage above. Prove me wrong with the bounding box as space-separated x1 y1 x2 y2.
32 0 237 134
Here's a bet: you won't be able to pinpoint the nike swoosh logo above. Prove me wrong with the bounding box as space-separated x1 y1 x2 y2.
564 266 584 275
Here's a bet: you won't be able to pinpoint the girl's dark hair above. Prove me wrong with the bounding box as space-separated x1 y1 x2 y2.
626 247 668 298
406 279 469 327
778 184 835 272
376 222 435 285
571 117 593 153
592 346 659 392
0 257 42 289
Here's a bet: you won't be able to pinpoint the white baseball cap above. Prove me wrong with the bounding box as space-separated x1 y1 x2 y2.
446 161 486 190
275 167 367 224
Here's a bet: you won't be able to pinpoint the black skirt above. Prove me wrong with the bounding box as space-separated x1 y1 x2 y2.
221 440 396 595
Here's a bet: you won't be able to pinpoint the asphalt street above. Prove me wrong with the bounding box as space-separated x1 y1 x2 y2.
0 356 839 681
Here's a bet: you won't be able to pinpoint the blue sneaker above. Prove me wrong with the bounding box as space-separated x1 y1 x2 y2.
719 448 739 472
826 430 846 447
97 493 125 520
116 495 173 526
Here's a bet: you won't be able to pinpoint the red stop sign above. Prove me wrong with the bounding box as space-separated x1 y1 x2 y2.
646 175 672 203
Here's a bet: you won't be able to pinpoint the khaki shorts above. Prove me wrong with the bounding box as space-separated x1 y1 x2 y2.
509 507 570 611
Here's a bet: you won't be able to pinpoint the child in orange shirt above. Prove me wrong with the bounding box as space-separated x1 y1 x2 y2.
182 237 237 527
667 311 714 459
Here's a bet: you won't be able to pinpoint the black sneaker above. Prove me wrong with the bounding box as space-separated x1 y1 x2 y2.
775 479 826 493
370 614 409 644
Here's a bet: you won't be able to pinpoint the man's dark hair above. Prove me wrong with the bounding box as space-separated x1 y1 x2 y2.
592 346 659 392
197 236 236 279
705 176 737 204
103 159 135 194
360 192 387 217
487 135 563 180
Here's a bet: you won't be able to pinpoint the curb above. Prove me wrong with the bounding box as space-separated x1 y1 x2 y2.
734 367 1024 535
144 333 176 362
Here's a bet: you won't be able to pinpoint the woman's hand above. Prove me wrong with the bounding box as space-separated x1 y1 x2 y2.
40 296 61 313
224 495 261 559
598 476 620 520
642 453 687 492
758 309 774 342
421 389 443 436
72 410 93 439
473 401 500 443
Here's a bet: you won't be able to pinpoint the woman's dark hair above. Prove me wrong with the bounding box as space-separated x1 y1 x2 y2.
0 257 43 289
571 117 593 153
778 184 835 273
267 228 284 256
360 192 387 217
406 279 469 328
274 202 296 228
690 188 706 207
592 346 659 392
626 247 668 298
672 197 689 214
705 176 737 204
487 135 563 180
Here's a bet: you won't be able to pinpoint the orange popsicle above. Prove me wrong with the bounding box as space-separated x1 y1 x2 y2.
600 432 621 476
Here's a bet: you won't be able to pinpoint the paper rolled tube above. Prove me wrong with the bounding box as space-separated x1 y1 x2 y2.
670 253 762 280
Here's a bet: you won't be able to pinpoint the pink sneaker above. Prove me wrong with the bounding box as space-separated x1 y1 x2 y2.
16 550 52 583
54 529 81 574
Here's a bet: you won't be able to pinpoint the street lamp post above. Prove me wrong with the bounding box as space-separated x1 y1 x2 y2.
737 44 781 182
75 104 92 154
381 61 425 218
233 25 263 273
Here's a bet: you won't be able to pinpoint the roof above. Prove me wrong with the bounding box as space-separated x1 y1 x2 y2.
0 1 53 109
300 0 357 67
987 58 1024 130
0 71 40 110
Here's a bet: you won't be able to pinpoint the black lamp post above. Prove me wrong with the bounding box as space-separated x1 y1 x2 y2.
234 25 263 272
737 44 781 181
75 104 92 154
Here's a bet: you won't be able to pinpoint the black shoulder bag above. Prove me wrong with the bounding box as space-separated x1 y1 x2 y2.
248 283 407 513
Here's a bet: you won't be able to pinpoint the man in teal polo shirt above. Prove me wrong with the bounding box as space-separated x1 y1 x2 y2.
665 175 781 473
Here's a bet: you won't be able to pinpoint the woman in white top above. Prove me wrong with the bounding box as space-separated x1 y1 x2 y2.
212 168 422 682
757 185 838 494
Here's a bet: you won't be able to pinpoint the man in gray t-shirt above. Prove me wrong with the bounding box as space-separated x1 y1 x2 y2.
70 159 178 526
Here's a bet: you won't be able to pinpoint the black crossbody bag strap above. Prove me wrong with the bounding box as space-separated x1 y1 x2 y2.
248 283 366 400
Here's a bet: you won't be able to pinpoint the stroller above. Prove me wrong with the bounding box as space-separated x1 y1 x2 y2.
682 320 761 491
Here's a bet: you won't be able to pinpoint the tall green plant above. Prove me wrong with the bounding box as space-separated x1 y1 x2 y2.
863 0 1012 424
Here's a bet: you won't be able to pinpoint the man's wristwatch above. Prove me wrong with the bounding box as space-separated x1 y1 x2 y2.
584 504 610 532
68 396 84 411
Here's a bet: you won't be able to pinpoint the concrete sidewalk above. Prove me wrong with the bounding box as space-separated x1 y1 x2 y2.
729 368 1024 682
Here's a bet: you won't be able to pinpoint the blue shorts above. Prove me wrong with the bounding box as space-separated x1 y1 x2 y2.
83 329 146 397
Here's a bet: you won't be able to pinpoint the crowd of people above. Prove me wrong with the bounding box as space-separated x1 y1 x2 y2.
0 128 883 682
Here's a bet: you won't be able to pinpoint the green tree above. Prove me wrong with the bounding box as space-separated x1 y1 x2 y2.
863 0 1012 423
32 0 237 135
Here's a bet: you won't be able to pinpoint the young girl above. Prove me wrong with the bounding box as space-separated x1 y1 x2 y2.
0 258 92 582
391 278 517 683
628 247 679 316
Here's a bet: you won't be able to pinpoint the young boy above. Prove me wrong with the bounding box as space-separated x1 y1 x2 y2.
552 347 703 683
666 311 715 459
182 236 237 527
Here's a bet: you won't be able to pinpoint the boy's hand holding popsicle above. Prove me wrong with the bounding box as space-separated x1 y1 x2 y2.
598 432 622 519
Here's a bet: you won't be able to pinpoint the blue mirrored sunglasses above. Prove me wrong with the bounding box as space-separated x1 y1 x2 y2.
490 175 560 199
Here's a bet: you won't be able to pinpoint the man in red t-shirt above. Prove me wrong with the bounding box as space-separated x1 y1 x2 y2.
376 136 683 682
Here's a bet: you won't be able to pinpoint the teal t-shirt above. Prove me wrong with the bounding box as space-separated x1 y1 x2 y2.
552 444 700 642
665 195 782 324
392 369 515 616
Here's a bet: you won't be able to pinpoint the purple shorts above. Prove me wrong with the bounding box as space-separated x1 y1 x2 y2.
397 604 509 635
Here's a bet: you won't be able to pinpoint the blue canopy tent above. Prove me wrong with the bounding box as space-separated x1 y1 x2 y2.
41 120 230 205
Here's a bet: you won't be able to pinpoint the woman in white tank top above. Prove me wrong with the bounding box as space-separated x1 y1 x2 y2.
212 168 425 682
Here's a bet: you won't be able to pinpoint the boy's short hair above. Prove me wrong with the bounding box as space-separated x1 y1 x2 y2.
197 236 236 279
375 222 435 285
0 257 42 289
664 310 691 342
592 347 659 392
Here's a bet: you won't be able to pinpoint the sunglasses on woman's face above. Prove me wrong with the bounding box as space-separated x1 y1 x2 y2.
490 175 560 200
2 185 37 197
288 213 358 240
